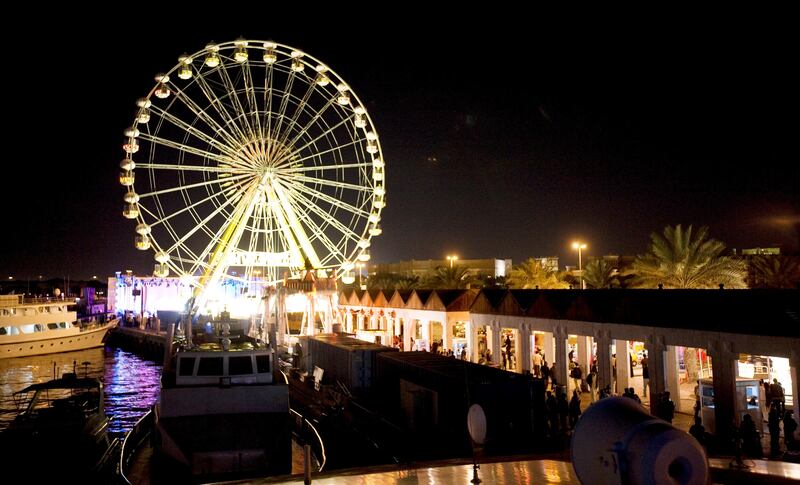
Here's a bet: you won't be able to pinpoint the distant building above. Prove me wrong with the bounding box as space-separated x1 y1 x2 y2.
369 258 511 279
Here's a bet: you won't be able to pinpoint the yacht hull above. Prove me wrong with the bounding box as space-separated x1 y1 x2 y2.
0 321 116 359
154 384 292 477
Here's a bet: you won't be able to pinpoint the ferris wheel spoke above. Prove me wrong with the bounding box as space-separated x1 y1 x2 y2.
280 137 365 168
216 57 258 141
268 72 298 160
275 116 358 166
138 172 252 198
287 181 371 218
272 73 320 161
271 181 322 268
286 174 374 193
186 205 248 278
164 179 258 255
263 62 276 166
265 184 305 267
242 59 263 142
148 103 243 160
191 67 251 145
137 163 248 174
138 133 239 166
168 81 245 150
146 177 252 229
276 93 339 162
280 182 362 243
280 162 370 174
279 187 347 262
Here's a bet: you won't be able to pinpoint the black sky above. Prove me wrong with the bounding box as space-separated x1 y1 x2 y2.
1 11 797 280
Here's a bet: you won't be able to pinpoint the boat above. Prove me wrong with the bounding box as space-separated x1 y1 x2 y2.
0 370 118 480
0 294 117 359
131 312 293 481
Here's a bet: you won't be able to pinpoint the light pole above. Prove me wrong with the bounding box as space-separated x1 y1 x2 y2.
447 255 458 268
572 242 587 289
356 263 364 289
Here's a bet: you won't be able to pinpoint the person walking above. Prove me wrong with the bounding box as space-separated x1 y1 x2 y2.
542 361 551 390
641 357 650 398
571 363 583 394
533 350 543 377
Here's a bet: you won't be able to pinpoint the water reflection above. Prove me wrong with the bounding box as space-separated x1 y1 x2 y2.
0 346 161 435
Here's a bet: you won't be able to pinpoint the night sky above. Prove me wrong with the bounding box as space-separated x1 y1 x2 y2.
1 12 797 280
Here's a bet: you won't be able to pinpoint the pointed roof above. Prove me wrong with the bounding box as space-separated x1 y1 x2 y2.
526 293 560 318
406 289 433 310
434 289 479 311
496 291 523 315
508 290 539 312
470 289 507 314
347 289 362 306
423 291 447 311
359 290 373 307
369 289 389 307
388 290 408 308
339 288 354 302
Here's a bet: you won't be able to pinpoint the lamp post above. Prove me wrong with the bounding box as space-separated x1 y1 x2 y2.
447 255 458 268
356 263 365 289
572 242 587 289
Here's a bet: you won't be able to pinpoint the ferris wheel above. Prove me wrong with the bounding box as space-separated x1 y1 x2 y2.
119 39 385 289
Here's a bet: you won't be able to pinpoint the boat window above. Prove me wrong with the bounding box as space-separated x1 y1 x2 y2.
34 324 45 332
47 323 59 330
178 357 196 376
60 322 69 328
256 355 270 374
197 357 224 376
229 356 253 375
0 327 7 335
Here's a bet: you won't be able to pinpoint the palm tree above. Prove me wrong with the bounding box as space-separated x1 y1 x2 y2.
366 272 420 290
394 276 420 291
628 224 747 288
422 265 475 289
748 255 800 289
582 259 619 289
507 258 569 289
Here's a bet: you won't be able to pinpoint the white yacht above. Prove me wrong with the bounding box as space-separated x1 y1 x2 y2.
153 340 292 478
0 294 117 359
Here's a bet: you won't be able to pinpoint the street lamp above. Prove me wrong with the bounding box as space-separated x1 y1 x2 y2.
356 263 365 289
446 254 458 268
571 242 587 289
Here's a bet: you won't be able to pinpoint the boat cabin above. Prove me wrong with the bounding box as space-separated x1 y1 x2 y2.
175 348 273 386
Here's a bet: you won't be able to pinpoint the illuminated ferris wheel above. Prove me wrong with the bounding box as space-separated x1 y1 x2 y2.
119 39 385 290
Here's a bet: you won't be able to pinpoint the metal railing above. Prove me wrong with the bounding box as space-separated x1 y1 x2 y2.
119 408 154 484
290 408 327 472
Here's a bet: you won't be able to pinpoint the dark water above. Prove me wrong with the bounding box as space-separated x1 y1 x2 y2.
0 345 161 435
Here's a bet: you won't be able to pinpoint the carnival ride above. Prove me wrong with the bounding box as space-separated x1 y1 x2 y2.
118 39 385 342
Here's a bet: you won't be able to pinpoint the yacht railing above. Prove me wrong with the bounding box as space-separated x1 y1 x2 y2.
119 408 154 484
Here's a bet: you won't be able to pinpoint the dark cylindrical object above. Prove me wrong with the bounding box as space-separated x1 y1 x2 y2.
304 443 312 484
